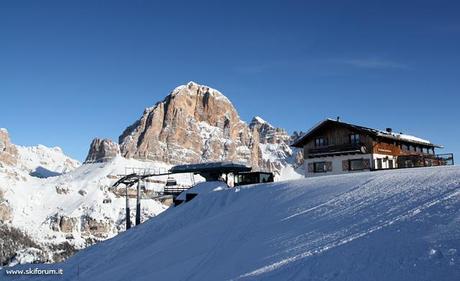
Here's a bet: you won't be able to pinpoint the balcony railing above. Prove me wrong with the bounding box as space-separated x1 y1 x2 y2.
307 143 364 156
397 153 454 168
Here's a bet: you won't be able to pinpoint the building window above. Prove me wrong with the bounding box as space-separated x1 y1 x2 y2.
349 159 366 171
313 162 327 173
349 134 360 145
314 137 328 147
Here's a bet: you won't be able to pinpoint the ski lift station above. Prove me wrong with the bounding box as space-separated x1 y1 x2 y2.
169 161 274 186
113 161 274 230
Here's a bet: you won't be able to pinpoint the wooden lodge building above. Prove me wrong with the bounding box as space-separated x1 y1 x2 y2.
291 118 453 177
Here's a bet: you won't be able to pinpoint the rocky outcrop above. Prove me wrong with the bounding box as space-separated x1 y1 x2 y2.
0 202 12 223
0 129 18 166
59 216 79 233
81 216 112 238
85 138 120 163
48 213 112 238
112 82 299 174
55 184 70 195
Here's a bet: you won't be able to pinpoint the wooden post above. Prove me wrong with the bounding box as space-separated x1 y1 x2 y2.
136 180 141 225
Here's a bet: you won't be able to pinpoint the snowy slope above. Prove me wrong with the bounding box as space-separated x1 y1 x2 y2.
1 150 199 265
6 166 459 280
1 155 197 244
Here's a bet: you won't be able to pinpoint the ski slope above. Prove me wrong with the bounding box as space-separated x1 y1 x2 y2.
4 166 460 281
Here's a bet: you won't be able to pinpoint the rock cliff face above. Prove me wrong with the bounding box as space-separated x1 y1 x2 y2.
109 82 301 174
84 139 120 163
249 116 300 172
0 129 18 166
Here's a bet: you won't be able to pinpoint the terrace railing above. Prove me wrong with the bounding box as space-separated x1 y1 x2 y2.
307 143 364 156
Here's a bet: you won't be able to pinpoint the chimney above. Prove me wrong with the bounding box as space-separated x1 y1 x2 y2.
336 116 341 122
386 128 393 133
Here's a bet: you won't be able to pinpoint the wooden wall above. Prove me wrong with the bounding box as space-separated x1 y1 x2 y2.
372 139 434 157
303 124 373 156
301 122 435 158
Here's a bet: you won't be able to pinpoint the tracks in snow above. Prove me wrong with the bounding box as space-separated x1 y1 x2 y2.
236 186 460 279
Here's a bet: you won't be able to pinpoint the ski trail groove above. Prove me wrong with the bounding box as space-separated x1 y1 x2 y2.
236 187 460 279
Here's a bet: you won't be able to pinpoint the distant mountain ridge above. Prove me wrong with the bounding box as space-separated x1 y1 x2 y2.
0 129 173 266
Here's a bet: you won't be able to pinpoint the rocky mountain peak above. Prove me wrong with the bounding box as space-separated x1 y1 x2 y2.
86 82 302 175
171 81 233 105
250 116 289 145
117 82 247 164
84 138 120 163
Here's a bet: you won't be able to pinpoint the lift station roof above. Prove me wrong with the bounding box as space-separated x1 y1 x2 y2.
170 161 252 174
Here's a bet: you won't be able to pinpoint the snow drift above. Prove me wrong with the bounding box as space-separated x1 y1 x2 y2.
3 166 460 280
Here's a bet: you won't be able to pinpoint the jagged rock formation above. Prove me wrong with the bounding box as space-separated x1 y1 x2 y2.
118 82 251 164
89 81 302 174
0 129 18 166
84 138 120 163
249 116 301 172
59 216 79 233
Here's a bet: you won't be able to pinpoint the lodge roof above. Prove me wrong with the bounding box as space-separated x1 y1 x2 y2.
291 118 443 148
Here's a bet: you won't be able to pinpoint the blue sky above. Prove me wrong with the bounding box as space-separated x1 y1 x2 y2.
1 0 459 161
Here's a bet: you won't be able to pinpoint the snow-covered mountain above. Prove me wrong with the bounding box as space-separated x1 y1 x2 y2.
5 166 459 280
0 129 193 266
0 129 80 175
16 145 80 178
0 82 304 266
87 81 303 177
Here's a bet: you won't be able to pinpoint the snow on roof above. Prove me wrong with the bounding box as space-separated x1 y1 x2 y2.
170 161 252 174
291 118 440 147
377 131 431 145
